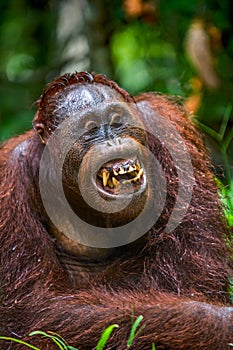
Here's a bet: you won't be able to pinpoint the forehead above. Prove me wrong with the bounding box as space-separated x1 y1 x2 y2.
54 83 125 117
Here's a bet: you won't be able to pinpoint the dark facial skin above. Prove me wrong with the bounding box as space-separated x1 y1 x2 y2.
37 84 149 258
63 108 147 212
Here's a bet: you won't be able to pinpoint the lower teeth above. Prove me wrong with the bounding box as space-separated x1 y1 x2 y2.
112 177 120 190
122 168 144 186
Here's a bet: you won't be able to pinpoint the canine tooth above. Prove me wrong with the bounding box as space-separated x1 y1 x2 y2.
113 169 118 176
136 161 141 171
112 177 120 190
103 170 110 187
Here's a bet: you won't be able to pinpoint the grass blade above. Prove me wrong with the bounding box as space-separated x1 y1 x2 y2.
96 324 119 350
30 331 70 350
127 315 144 347
0 336 40 350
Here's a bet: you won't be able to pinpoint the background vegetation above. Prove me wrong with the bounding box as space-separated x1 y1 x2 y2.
0 0 232 223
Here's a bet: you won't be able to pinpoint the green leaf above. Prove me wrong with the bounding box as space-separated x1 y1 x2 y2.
29 331 74 350
127 315 144 347
0 336 40 350
96 324 119 350
217 178 233 227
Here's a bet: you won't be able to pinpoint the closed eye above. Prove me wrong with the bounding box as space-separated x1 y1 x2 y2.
85 120 99 131
110 114 122 126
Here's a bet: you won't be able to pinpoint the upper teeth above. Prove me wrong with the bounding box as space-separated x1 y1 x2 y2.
127 165 133 172
118 167 125 175
98 159 144 190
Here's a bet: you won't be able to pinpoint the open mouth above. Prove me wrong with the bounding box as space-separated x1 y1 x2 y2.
96 158 145 196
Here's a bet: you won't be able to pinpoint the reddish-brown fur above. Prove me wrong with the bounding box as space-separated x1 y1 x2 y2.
0 72 233 349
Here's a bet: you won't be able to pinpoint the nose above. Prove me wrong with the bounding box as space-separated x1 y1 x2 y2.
103 137 139 156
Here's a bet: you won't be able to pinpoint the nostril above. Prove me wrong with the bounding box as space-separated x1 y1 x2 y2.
115 137 121 145
106 140 112 147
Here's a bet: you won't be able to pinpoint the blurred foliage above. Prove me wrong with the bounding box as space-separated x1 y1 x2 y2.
1 0 232 132
0 0 232 218
0 0 59 139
